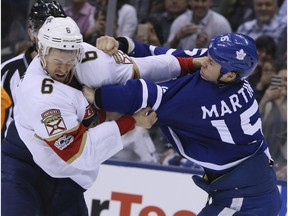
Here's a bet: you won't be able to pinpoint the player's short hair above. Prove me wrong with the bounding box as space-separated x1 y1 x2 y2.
208 33 258 81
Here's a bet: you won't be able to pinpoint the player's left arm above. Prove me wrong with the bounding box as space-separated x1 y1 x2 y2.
82 79 162 115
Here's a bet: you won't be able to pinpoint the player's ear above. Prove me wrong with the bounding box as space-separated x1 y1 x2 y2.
229 72 238 80
222 72 238 82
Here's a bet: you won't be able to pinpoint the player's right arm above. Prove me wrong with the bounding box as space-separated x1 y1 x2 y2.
80 42 206 90
96 35 208 58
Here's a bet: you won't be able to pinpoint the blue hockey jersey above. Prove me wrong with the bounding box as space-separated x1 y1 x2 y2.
97 71 269 174
130 39 207 58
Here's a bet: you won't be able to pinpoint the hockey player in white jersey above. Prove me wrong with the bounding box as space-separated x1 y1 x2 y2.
2 16 202 215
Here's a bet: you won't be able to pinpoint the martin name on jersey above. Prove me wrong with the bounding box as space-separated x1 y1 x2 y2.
95 71 269 174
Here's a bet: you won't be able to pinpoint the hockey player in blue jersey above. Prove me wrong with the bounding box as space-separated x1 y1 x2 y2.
83 33 282 215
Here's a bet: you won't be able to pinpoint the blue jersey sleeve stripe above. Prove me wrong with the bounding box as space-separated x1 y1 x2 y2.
166 48 177 55
137 79 148 112
184 49 207 57
149 45 156 55
152 85 163 111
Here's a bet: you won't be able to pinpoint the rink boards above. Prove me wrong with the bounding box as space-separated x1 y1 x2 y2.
85 160 287 216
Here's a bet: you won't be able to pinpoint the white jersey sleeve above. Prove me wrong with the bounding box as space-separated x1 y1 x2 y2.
75 42 182 88
14 57 123 189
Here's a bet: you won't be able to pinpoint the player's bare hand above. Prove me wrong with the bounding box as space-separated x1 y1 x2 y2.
96 35 119 55
193 56 208 69
82 85 95 104
133 107 157 129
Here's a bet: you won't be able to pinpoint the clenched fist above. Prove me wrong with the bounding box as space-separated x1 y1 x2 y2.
96 35 119 55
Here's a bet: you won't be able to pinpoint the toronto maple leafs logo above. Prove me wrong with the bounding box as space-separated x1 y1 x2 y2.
236 49 246 60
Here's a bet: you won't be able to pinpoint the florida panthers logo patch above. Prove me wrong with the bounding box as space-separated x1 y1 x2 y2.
41 109 67 136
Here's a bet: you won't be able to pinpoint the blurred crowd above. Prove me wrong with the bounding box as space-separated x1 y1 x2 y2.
1 0 287 180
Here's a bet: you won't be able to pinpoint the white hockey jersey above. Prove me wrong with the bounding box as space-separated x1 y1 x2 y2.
13 42 183 189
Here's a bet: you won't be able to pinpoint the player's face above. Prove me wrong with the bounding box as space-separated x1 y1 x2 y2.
200 54 221 83
45 48 77 83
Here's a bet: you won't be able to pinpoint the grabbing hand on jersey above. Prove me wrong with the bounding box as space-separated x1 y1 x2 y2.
82 85 96 104
133 107 157 129
82 85 157 129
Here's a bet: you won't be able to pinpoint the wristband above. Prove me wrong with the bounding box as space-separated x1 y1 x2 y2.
116 36 135 55
116 115 136 135
176 57 195 77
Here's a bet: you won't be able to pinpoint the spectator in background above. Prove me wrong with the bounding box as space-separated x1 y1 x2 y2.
277 0 287 23
254 59 278 102
64 0 96 36
84 6 112 44
150 0 189 46
85 0 137 41
1 0 31 62
95 0 107 7
219 0 254 32
129 0 151 22
274 0 287 62
255 35 277 67
259 66 287 180
167 0 231 49
134 16 164 46
247 35 277 89
276 25 287 62
237 0 286 44
149 0 166 15
117 0 138 38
